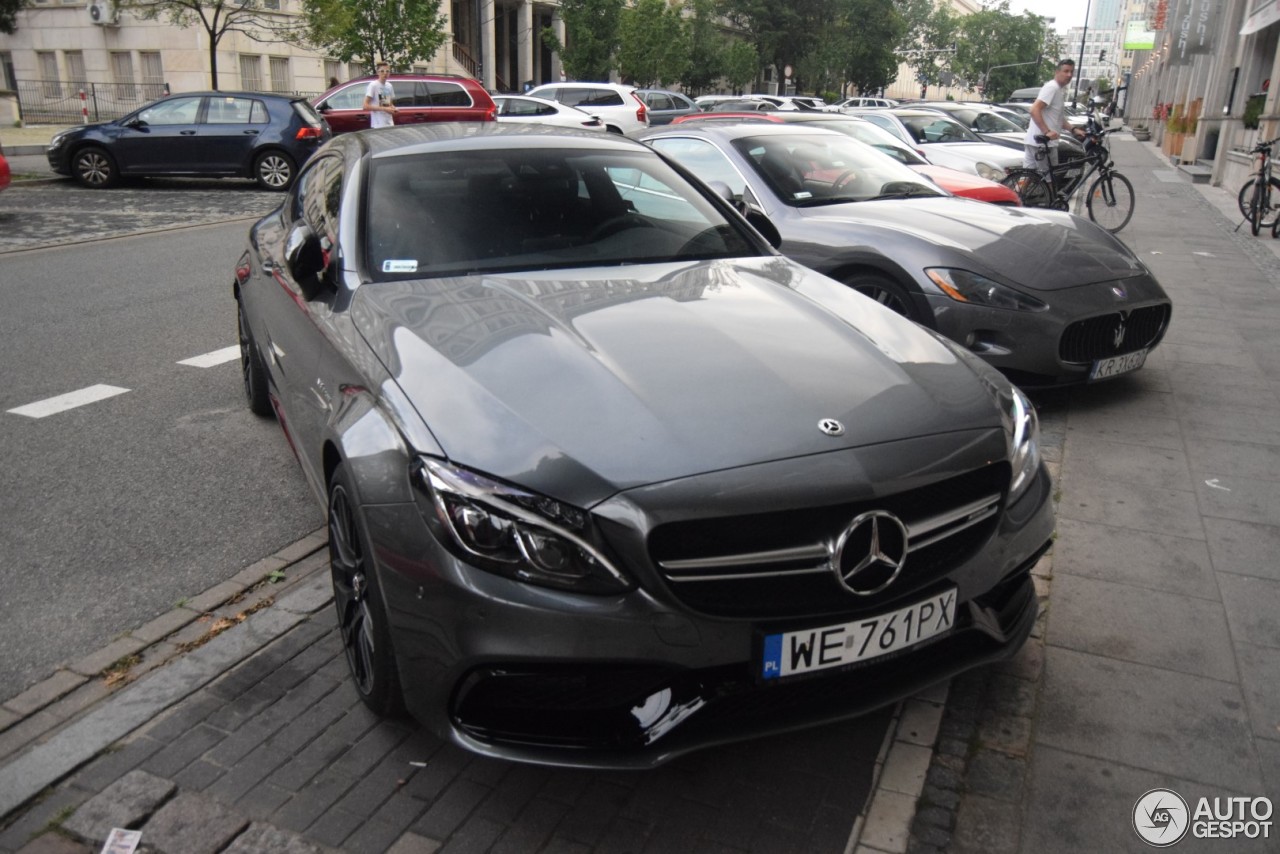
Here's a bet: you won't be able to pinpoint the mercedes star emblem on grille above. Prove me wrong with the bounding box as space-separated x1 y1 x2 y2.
833 510 909 595
818 418 845 436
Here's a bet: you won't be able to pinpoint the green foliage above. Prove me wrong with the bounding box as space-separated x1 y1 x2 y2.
617 0 687 88
1243 93 1265 130
295 0 447 69
720 39 759 93
719 0 815 84
836 0 906 95
949 3 1052 100
0 0 24 34
680 0 722 94
541 0 624 82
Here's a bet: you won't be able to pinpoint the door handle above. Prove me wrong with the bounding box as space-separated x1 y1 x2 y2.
243 130 259 135
180 130 197 135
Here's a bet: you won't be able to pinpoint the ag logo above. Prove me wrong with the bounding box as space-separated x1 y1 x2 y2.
1133 788 1190 846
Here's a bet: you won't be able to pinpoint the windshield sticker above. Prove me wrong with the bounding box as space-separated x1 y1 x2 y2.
382 260 418 273
794 191 813 199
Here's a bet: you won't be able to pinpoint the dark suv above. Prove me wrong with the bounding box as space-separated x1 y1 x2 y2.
46 91 330 190
313 74 497 134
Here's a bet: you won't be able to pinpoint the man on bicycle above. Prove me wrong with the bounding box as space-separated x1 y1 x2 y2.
1025 59 1085 174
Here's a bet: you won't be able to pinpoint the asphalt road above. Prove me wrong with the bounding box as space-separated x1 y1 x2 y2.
0 182 320 692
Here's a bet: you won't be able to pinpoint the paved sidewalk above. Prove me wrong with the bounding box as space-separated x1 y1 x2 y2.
857 134 1280 854
1 130 1277 854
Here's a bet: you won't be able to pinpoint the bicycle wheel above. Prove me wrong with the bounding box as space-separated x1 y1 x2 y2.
1236 177 1280 229
1086 171 1135 233
1000 169 1054 208
1251 178 1265 235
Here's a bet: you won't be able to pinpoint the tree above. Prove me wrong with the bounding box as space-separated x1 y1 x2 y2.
616 0 687 87
951 4 1050 100
1 0 25 34
295 0 448 71
835 0 906 96
541 0 624 82
135 0 293 90
681 0 722 95
720 39 758 94
719 0 813 89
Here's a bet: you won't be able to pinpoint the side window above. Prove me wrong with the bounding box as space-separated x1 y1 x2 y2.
557 89 588 107
137 96 202 125
426 81 473 107
293 156 343 270
324 84 367 110
250 101 270 123
205 97 260 124
580 88 624 107
647 93 673 111
648 137 747 198
392 82 420 108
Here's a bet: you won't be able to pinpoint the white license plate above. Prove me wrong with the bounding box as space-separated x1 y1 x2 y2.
760 589 957 681
1090 348 1148 381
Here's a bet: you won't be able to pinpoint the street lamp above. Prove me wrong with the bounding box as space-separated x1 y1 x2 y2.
1074 0 1092 104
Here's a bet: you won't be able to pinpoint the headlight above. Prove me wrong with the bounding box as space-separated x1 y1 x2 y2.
925 268 1049 312
412 458 631 594
48 133 67 151
1001 385 1041 503
974 161 1003 181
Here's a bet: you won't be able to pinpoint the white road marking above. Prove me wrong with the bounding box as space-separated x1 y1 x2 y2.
1205 479 1231 492
7 384 131 419
177 346 240 368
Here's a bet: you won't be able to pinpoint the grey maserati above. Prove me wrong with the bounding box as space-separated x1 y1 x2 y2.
234 124 1055 768
640 123 1171 388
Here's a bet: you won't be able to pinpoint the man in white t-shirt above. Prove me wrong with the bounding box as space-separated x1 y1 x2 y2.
363 61 397 129
1023 59 1084 173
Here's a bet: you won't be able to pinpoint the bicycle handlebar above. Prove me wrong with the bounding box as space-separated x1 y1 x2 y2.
1251 137 1279 153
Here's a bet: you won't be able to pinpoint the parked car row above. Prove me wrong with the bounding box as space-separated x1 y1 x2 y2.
233 119 1169 770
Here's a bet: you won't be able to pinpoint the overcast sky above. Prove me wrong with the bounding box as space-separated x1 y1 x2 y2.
1005 0 1092 32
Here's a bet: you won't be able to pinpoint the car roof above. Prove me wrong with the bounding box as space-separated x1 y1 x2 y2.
641 123 845 143
351 122 648 158
163 90 302 101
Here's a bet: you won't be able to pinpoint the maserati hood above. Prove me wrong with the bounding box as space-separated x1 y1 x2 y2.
352 257 1004 507
798 197 1147 290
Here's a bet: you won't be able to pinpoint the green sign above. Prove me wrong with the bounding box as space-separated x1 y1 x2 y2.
1124 20 1156 49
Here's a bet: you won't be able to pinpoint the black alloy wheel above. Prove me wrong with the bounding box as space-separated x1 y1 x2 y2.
254 151 296 191
73 146 118 189
329 464 404 716
844 272 920 322
237 298 273 417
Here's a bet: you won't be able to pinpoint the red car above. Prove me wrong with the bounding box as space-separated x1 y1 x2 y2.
313 74 496 134
671 112 1020 205
0 142 10 193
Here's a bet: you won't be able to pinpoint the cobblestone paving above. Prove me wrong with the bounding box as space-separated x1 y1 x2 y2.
0 181 282 253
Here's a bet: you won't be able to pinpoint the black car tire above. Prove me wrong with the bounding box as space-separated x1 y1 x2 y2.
237 298 273 417
73 146 118 189
843 272 921 322
329 463 405 717
254 151 296 191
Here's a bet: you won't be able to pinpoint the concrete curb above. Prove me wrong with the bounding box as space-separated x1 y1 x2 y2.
0 529 332 822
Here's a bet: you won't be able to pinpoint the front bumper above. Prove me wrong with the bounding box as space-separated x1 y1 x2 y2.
927 273 1172 387
363 443 1055 768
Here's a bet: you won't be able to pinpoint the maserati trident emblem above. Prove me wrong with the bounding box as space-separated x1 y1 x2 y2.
832 510 909 595
1113 321 1127 349
818 418 845 437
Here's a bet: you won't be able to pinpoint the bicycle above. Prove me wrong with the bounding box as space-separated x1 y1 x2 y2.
1236 137 1280 236
999 109 1136 233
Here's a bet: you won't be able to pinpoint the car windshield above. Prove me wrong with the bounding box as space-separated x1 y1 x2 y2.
818 120 927 165
364 147 759 280
731 133 943 206
943 108 1022 133
897 114 983 144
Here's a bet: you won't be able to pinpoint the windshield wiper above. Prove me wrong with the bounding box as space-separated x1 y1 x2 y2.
866 188 940 201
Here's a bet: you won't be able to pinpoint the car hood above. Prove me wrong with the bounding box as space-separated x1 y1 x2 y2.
797 197 1145 290
924 141 1023 166
352 258 1003 507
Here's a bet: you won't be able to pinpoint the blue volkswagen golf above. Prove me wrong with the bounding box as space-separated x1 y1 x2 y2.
47 91 330 191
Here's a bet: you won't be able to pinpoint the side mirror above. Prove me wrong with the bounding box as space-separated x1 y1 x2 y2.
285 223 329 299
704 180 735 204
744 209 782 249
126 119 147 130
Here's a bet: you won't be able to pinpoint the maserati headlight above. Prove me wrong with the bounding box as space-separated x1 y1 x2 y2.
412 458 631 594
925 268 1049 312
974 161 1003 181
1001 385 1041 503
